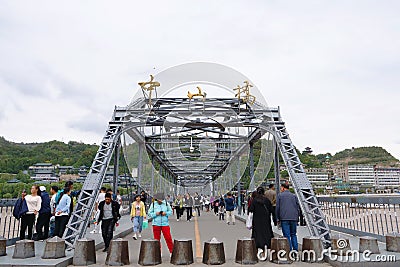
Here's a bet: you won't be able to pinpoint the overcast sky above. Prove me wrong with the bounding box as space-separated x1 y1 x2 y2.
0 1 399 160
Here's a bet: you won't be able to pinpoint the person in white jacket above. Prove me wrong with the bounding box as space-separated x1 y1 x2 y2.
22 185 42 239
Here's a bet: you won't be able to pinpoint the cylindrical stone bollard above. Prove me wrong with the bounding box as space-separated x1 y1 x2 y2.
270 237 291 264
302 236 323 262
202 238 225 265
331 236 351 256
105 238 130 266
73 238 96 266
0 236 6 256
386 233 400 252
138 239 162 266
42 236 66 259
170 239 194 265
235 238 258 265
359 236 380 254
13 239 35 258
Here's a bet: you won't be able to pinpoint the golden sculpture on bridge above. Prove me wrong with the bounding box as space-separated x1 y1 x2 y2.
187 86 207 100
234 80 256 105
138 75 160 108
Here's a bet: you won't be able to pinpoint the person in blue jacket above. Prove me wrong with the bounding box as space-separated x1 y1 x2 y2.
35 186 51 240
148 192 174 254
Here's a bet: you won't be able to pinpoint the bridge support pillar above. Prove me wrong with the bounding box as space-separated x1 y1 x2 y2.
359 236 380 254
203 238 225 265
331 236 351 255
13 239 35 258
235 238 258 264
302 236 323 262
106 238 130 266
42 236 65 259
171 239 194 265
0 237 6 256
386 233 400 252
138 239 161 266
73 238 96 266
271 237 291 264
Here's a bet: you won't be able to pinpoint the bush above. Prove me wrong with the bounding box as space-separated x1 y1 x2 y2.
2 193 13 198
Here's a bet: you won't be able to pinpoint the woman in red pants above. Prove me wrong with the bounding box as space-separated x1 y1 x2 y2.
148 192 174 254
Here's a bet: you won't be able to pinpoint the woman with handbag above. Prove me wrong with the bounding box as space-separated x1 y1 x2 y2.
248 187 274 251
131 194 146 240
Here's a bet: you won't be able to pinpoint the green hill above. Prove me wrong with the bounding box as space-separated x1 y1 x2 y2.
329 146 399 166
0 136 98 173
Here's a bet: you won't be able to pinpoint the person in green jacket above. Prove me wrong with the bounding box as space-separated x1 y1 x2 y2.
148 192 174 253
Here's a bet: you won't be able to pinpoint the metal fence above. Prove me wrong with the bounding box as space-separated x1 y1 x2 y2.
317 195 400 242
0 199 19 245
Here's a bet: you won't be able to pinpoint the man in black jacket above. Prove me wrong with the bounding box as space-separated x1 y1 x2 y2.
98 192 121 252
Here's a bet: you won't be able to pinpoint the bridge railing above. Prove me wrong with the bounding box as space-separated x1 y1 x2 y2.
0 199 20 245
317 195 400 242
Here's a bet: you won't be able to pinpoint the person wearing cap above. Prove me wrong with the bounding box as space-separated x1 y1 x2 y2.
148 192 174 254
35 185 51 240
130 194 146 240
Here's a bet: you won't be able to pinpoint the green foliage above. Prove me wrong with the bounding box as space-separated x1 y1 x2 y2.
330 146 398 165
2 193 13 198
0 137 98 174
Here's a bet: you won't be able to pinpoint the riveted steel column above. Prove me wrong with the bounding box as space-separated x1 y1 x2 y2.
249 142 255 191
274 140 280 195
113 138 120 194
151 156 155 195
237 156 242 215
137 143 144 192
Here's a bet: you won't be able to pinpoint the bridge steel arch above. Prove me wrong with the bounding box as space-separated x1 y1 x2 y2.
63 66 331 248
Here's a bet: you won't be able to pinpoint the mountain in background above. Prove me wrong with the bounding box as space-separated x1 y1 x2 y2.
0 136 98 173
1 136 399 174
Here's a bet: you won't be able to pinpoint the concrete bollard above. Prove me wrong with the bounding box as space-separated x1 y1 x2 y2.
359 236 380 254
386 233 400 253
138 239 162 266
0 236 6 256
105 238 130 266
331 236 351 256
302 236 323 262
235 238 258 265
73 238 96 266
270 237 291 264
202 238 225 265
170 239 194 265
13 239 35 258
42 236 66 259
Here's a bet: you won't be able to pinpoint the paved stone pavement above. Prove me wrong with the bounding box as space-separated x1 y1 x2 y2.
83 210 332 266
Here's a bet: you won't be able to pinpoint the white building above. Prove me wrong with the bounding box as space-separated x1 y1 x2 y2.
374 167 400 187
306 168 329 183
348 165 375 185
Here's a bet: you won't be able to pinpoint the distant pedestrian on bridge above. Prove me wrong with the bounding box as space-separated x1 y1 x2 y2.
148 192 174 254
248 186 274 250
193 192 201 217
265 184 277 226
131 194 146 240
224 192 235 225
276 183 299 251
174 194 184 221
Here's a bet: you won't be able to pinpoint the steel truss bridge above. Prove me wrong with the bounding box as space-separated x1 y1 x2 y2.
63 64 331 249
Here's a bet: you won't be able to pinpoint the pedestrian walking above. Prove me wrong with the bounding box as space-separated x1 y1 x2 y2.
193 192 201 217
248 187 274 250
174 194 184 221
148 192 174 254
184 193 194 221
265 184 277 226
276 183 299 251
224 192 235 225
90 187 106 234
35 186 51 240
98 192 121 252
131 194 146 240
